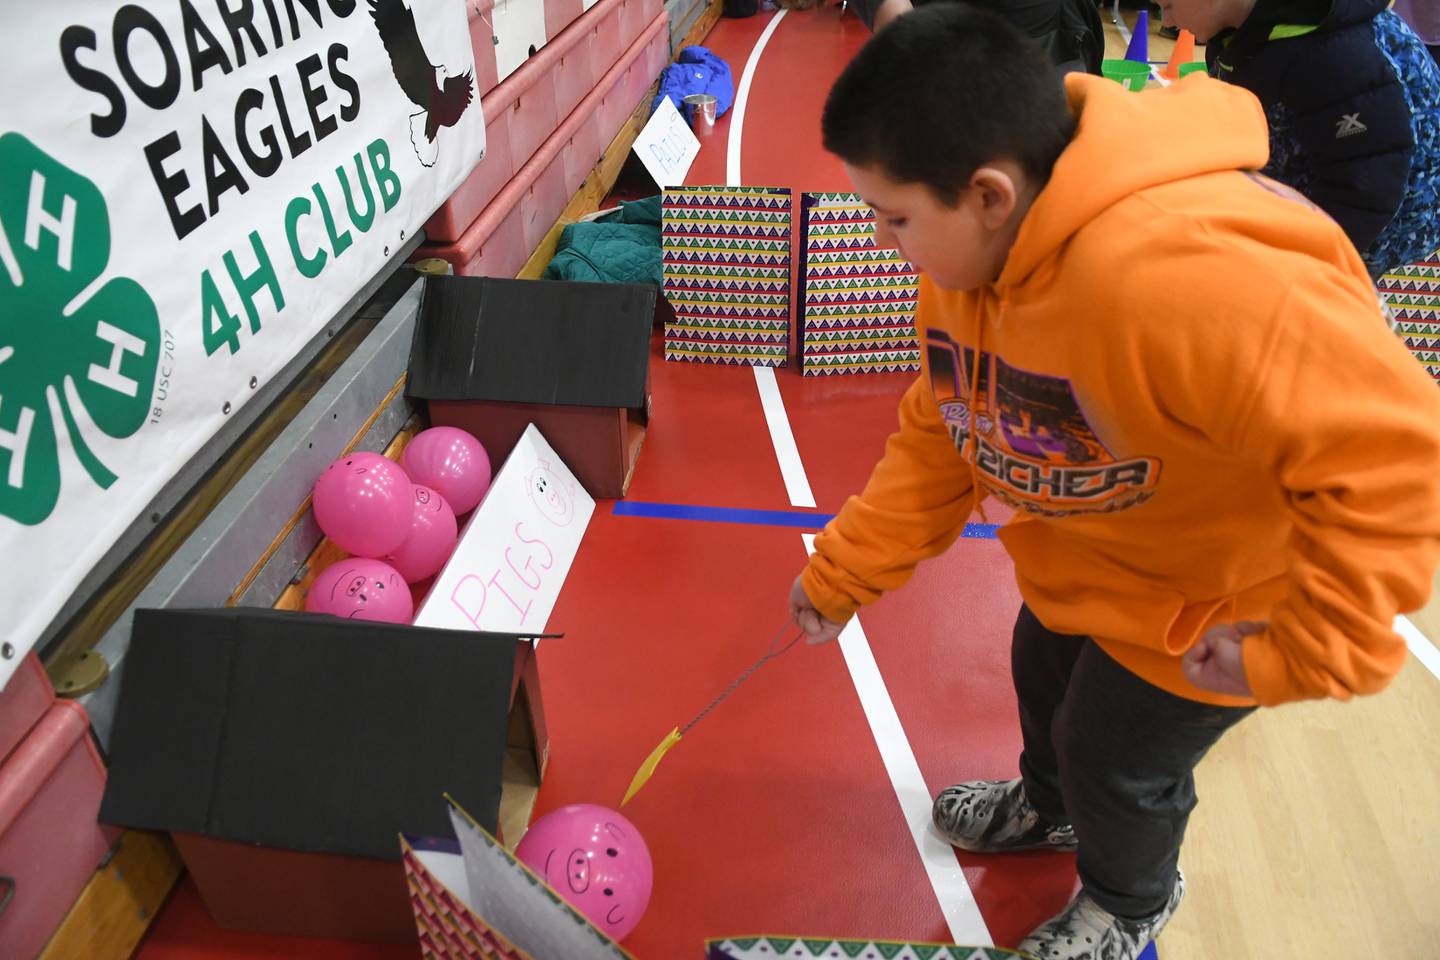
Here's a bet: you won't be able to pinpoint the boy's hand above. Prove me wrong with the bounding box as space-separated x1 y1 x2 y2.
789 575 846 645
1183 621 1266 698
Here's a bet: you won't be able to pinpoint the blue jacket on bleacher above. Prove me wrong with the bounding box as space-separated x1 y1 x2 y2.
1208 0 1440 277
653 46 735 120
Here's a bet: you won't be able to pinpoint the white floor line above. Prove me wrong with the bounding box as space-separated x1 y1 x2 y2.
724 9 814 509
803 534 993 946
727 8 788 186
754 365 816 508
1397 614 1440 682
733 22 984 938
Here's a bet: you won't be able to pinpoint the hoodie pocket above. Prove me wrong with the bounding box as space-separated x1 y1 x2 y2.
1000 519 1221 654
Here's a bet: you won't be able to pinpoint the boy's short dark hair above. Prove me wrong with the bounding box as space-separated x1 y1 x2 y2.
823 4 1077 203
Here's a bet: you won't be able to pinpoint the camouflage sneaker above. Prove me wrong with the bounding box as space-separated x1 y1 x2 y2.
1018 870 1186 960
931 778 1077 853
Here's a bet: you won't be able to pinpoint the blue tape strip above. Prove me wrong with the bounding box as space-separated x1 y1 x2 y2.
613 501 999 539
613 501 835 528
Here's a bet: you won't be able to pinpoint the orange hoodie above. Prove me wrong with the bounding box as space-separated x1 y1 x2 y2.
801 74 1440 707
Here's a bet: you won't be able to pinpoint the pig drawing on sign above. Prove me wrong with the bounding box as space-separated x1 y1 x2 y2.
448 522 554 628
527 460 576 526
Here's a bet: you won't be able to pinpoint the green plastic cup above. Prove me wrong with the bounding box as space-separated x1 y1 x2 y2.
1178 61 1208 79
1102 59 1152 92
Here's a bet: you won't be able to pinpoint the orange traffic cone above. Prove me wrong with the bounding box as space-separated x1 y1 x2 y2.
1162 29 1197 80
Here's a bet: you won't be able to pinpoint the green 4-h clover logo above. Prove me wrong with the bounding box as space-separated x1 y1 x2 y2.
0 133 159 526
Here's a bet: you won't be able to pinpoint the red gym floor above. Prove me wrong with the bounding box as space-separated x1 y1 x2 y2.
136 8 1083 957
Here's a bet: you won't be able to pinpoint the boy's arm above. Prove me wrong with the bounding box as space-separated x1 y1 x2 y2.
1282 50 1416 256
1232 270 1440 705
801 375 981 622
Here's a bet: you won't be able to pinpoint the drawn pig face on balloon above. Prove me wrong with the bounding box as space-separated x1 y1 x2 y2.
526 461 575 526
333 568 403 617
304 557 413 624
413 485 442 512
327 453 384 478
529 817 651 940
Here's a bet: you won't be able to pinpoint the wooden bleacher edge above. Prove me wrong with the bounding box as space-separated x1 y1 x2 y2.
517 0 725 280
37 5 725 956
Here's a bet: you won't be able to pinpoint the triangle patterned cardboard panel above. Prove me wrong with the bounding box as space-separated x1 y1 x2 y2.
799 192 920 376
667 302 790 319
664 186 794 366
804 348 922 363
664 238 791 253
664 280 792 296
805 336 920 351
663 316 791 331
665 348 788 368
665 340 788 356
665 264 792 281
702 941 1028 959
666 340 788 356
664 208 794 224
665 326 791 345
802 362 922 377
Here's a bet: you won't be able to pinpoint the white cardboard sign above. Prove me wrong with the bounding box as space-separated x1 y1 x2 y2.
632 96 700 189
414 424 594 635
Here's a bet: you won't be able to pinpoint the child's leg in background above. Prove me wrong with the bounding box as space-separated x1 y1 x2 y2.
1011 605 1254 918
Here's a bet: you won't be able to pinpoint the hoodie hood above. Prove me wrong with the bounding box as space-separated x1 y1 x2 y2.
998 73 1270 286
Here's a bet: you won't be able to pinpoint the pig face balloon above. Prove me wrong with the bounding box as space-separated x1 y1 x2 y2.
383 484 458 583
400 427 491 515
514 804 653 941
311 452 412 558
305 558 413 624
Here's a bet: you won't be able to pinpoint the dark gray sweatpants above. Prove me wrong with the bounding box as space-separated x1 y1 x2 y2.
1012 604 1254 919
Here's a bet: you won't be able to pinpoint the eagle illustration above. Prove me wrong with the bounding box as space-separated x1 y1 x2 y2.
368 0 476 166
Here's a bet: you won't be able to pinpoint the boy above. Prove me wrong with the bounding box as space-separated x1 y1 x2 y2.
786 7 1440 959
1165 0 1440 278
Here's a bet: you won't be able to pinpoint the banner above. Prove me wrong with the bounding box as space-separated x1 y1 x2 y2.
0 0 487 687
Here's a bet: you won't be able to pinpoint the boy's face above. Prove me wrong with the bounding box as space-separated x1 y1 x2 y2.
844 161 1025 292
1159 0 1252 42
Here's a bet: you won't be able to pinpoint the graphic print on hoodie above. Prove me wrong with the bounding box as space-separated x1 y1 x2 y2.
925 329 1161 519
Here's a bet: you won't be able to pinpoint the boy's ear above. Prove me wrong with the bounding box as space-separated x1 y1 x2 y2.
970 165 1020 230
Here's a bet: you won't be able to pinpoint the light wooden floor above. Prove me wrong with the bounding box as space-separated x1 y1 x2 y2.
1167 569 1440 959
1171 650 1440 958
1098 12 1440 957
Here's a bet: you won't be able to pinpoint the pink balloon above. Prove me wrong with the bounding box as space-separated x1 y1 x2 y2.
383 484 458 583
401 427 492 515
305 558 413 623
312 452 412 558
515 804 653 941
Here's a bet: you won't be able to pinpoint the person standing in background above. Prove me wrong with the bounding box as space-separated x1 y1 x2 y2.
1167 0 1440 279
854 0 1104 76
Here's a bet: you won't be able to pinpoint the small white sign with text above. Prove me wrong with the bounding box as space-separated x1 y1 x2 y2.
414 424 594 637
633 96 700 189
